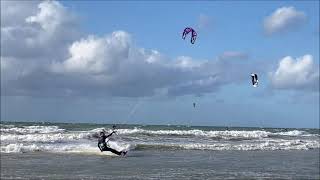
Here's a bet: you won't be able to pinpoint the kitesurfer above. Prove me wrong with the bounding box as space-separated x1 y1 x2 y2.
250 73 258 87
98 130 127 156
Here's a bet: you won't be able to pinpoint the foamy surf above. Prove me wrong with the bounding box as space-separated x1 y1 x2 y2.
115 128 318 138
1 125 65 134
1 122 319 154
1 141 131 155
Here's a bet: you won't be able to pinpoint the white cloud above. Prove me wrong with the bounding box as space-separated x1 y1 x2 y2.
264 6 306 34
1 0 81 83
3 30 252 97
1 1 255 98
269 55 319 91
26 1 70 31
52 32 131 74
49 32 214 97
1 0 79 59
1 1 39 27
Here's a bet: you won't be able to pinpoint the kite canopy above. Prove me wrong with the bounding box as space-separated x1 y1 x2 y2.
182 27 197 44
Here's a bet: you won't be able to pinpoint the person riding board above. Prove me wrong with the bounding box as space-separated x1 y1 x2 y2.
98 127 127 156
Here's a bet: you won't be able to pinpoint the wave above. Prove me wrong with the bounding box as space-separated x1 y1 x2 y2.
1 125 65 135
0 126 317 143
1 125 319 154
1 139 318 153
1 143 97 153
115 128 317 139
273 130 310 136
0 124 15 128
135 139 320 151
117 128 270 139
0 132 93 143
1 141 131 154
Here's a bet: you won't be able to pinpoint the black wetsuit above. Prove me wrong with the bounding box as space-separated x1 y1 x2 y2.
98 132 124 156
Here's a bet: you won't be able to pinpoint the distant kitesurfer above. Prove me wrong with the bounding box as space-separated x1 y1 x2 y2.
250 73 259 87
98 130 127 156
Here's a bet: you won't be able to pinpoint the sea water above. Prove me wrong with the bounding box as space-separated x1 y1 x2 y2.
1 121 319 179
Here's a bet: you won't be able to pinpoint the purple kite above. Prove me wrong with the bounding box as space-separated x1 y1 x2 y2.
182 27 197 44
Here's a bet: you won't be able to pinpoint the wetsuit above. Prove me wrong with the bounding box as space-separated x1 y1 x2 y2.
98 132 126 156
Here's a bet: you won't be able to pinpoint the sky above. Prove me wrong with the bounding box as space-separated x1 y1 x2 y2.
1 0 319 128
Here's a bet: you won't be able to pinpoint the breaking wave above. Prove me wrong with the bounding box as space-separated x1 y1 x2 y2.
1 124 319 154
1 125 65 134
134 139 319 151
115 128 318 139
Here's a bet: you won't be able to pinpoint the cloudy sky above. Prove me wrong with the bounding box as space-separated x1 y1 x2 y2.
1 1 319 128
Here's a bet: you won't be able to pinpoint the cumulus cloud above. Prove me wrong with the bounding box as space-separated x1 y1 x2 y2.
269 55 319 91
49 31 225 97
1 1 255 98
26 0 75 32
1 0 81 97
2 31 253 97
52 32 131 74
1 0 79 59
1 1 39 27
264 6 306 34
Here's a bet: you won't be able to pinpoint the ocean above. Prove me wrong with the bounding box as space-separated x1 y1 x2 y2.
1 121 319 179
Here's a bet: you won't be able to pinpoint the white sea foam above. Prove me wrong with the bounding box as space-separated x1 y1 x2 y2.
1 125 65 134
2 138 318 153
0 132 92 143
115 128 315 139
1 125 318 153
0 141 130 154
274 130 307 136
185 139 320 151
1 143 94 153
2 139 319 153
1 127 316 144
135 139 320 151
0 124 15 128
116 128 270 138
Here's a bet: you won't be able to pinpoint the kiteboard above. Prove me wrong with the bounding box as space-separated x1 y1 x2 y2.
100 141 131 156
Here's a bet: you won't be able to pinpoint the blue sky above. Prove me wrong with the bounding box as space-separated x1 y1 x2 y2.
63 1 319 58
1 0 319 128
